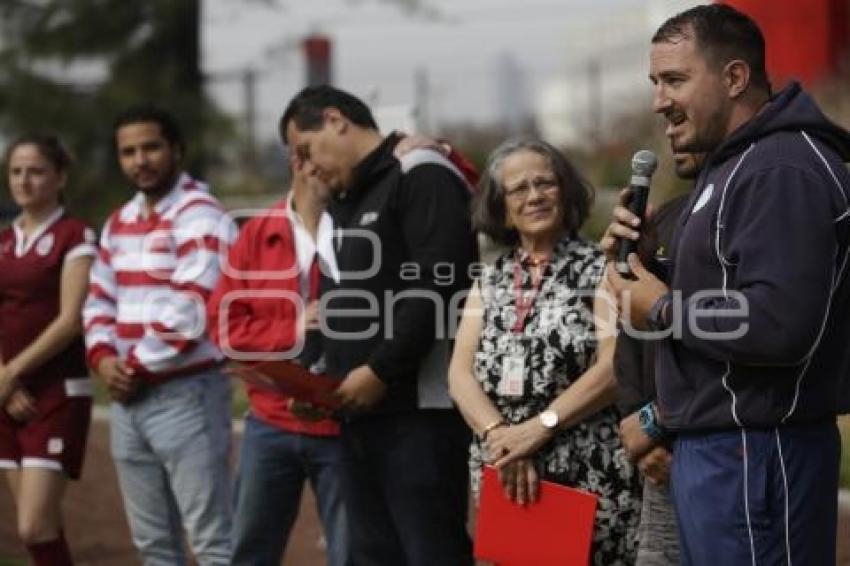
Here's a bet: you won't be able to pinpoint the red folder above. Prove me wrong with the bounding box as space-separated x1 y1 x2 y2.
474 465 598 566
229 360 341 410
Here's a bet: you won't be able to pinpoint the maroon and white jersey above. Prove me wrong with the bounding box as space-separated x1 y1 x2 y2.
0 208 97 387
83 173 236 382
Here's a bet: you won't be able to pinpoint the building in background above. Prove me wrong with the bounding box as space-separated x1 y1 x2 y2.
303 33 334 86
535 0 696 147
535 0 850 148
496 52 533 135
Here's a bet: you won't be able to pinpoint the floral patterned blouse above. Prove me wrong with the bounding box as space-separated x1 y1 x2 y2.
470 235 641 565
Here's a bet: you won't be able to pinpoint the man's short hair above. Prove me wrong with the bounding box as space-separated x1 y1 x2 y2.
279 85 378 144
653 3 771 93
112 104 185 153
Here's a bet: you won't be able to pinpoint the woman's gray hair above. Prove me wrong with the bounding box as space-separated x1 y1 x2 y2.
473 137 594 246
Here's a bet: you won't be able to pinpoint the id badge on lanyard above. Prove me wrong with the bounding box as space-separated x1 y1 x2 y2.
498 336 527 398
497 256 547 399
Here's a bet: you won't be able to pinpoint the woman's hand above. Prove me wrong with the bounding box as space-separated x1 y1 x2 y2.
5 388 36 423
97 356 137 403
0 365 20 406
497 457 540 505
486 417 554 469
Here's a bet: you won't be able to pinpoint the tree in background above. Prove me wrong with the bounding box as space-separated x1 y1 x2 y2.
0 0 231 222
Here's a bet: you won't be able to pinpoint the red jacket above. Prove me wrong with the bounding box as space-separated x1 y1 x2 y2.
207 199 338 436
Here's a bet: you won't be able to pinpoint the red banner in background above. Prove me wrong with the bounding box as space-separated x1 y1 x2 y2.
723 0 849 88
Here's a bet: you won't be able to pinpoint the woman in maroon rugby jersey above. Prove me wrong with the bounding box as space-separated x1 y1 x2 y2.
0 134 96 566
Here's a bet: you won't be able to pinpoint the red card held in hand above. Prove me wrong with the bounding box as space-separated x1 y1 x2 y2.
229 360 341 410
474 465 598 566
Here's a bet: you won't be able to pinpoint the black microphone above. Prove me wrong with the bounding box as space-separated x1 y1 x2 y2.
616 149 658 277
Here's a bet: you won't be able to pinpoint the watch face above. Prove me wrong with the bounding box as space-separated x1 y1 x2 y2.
541 410 558 429
639 405 656 429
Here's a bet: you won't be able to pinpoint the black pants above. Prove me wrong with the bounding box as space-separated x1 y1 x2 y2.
341 410 473 566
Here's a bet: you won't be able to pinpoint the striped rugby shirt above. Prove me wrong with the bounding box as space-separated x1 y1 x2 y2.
83 173 236 381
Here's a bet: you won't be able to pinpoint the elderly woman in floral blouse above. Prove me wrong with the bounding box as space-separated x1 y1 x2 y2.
449 138 641 565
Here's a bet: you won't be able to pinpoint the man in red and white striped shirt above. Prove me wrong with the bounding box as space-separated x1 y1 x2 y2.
83 106 235 565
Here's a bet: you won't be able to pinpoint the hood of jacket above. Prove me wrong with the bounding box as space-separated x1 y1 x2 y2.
712 81 850 164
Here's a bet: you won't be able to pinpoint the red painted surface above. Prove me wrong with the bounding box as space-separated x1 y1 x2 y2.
302 33 333 86
723 0 849 87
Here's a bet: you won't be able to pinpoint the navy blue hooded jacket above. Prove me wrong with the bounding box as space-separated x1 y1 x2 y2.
657 82 850 431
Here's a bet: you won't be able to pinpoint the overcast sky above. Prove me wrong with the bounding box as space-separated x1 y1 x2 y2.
202 0 699 141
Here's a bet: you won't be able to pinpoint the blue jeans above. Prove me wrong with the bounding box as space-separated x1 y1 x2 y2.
110 369 233 566
232 413 348 566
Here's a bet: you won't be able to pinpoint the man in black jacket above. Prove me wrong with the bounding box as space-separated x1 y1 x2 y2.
281 85 476 565
607 4 850 565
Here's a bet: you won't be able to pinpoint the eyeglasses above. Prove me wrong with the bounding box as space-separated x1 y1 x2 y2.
503 177 559 202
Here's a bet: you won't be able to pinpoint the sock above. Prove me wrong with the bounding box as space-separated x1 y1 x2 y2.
26 530 73 566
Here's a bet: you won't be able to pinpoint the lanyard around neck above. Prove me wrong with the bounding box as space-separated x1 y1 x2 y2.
512 254 549 334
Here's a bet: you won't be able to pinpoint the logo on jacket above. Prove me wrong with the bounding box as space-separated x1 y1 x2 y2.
691 183 714 213
47 437 64 455
359 211 379 226
36 233 54 256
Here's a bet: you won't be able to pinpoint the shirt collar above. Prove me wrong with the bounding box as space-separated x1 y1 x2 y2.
122 172 192 221
284 190 302 229
13 206 65 257
275 192 339 284
342 132 401 200
513 232 576 269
